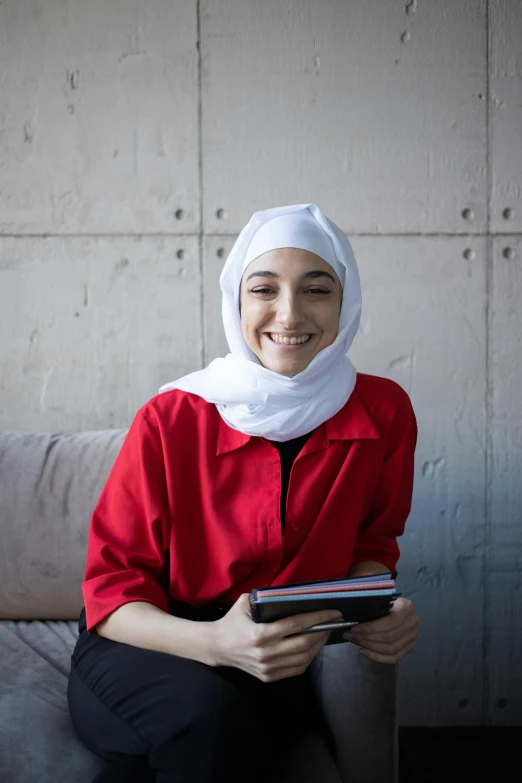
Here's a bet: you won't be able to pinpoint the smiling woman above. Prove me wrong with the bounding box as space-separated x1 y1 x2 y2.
157 204 364 442
67 203 419 783
239 248 343 377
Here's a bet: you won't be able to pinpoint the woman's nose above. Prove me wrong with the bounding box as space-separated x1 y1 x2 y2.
275 296 305 328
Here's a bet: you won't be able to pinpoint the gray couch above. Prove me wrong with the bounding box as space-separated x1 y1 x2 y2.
0 430 399 783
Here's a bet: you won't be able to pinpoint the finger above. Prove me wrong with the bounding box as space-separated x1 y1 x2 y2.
270 609 342 639
346 622 418 650
350 607 418 639
259 651 315 675
302 632 332 659
258 665 311 683
257 630 331 661
359 639 416 665
351 598 415 636
236 593 254 616
258 655 324 683
348 628 418 655
346 614 419 644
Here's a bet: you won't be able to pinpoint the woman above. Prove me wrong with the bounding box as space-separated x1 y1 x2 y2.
68 203 419 783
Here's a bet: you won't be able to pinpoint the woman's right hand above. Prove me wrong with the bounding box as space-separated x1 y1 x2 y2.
211 593 342 682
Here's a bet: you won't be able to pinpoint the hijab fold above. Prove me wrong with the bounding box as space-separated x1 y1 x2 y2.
159 203 361 442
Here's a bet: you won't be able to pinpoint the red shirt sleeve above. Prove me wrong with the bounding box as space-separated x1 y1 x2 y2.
82 408 170 633
351 391 418 573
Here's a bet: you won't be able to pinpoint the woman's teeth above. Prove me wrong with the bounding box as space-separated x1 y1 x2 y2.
269 333 312 345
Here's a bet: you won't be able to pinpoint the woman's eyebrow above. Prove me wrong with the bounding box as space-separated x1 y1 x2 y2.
245 270 336 283
245 270 279 281
302 270 336 282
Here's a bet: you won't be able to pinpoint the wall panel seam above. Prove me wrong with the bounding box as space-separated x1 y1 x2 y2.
197 0 205 369
484 0 491 726
2 233 521 240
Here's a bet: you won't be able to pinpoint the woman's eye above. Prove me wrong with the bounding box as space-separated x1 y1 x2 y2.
250 287 331 295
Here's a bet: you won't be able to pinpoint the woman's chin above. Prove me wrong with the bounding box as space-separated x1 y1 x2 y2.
263 358 309 377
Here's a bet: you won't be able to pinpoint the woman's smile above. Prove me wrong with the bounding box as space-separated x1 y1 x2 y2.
264 332 316 349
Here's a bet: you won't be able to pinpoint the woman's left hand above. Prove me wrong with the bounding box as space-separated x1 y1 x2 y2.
343 597 418 664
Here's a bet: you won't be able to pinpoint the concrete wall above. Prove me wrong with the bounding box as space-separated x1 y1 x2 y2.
1 0 520 725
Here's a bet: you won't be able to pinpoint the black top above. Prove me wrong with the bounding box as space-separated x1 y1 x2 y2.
269 430 314 529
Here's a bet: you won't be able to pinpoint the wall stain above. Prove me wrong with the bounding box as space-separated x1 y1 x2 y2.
455 553 480 585
415 565 447 589
23 121 33 144
453 501 463 525
39 367 54 407
108 258 130 290
422 457 446 477
67 69 80 90
119 30 147 63
388 354 413 370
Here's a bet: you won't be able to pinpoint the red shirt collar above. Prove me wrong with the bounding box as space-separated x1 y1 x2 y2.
216 387 379 456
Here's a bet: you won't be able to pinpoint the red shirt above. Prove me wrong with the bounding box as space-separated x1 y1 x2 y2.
83 373 417 633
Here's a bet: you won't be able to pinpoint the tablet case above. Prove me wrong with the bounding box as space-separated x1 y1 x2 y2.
249 572 400 642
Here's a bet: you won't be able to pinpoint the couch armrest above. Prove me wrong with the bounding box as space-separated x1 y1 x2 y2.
310 643 398 783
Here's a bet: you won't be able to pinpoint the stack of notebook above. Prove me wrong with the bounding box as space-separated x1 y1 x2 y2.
249 572 399 628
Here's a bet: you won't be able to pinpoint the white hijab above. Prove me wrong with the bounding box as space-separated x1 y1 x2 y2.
159 203 362 441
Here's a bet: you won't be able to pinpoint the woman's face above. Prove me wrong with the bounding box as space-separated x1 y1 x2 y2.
239 248 343 376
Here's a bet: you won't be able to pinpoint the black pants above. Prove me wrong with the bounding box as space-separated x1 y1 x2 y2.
68 604 329 783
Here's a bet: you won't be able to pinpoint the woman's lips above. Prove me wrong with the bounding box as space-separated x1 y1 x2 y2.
263 333 316 350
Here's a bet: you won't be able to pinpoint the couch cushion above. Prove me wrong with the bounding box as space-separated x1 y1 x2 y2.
0 620 105 782
0 430 126 619
0 620 342 783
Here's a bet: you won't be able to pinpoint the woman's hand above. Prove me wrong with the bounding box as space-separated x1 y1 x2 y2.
343 597 418 664
212 593 341 682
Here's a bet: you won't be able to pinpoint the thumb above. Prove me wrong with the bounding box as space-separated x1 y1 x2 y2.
235 593 252 617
